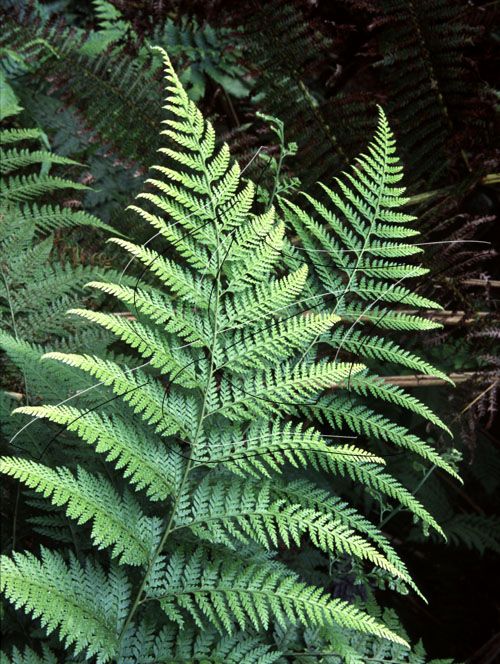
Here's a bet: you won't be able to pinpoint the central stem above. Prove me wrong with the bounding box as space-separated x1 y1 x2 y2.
115 223 222 654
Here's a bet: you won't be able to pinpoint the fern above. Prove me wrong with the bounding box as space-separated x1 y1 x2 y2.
145 17 249 102
376 0 479 186
0 104 118 494
0 49 456 660
441 514 500 554
0 457 162 565
0 120 112 345
239 0 376 187
1 548 128 662
2 4 249 176
0 645 59 664
281 107 459 483
120 623 283 663
1 11 163 166
147 546 407 643
276 597 456 664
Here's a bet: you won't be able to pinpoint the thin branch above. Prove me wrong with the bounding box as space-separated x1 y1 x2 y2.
404 173 500 206
3 371 484 401
115 310 497 325
456 278 500 289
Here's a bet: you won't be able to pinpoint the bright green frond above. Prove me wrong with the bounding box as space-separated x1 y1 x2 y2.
0 548 127 662
13 404 182 500
0 46 456 662
0 458 159 565
147 547 409 646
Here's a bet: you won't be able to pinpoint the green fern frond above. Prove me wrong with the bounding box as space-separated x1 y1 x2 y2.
443 514 500 554
0 458 160 565
308 394 458 485
0 128 44 145
18 202 114 234
331 329 451 382
149 17 249 101
0 148 81 175
173 475 415 590
118 622 282 663
0 548 127 662
0 645 59 664
0 115 113 354
1 173 89 202
280 106 456 491
216 361 365 420
86 280 210 347
14 404 183 501
148 547 408 646
346 374 451 435
221 311 340 372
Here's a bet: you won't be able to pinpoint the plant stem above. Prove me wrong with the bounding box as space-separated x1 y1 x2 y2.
380 464 437 529
404 173 500 206
268 150 284 210
115 215 223 655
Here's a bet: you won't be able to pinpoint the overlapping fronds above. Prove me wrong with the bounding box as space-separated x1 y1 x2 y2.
0 548 128 662
238 0 377 187
0 48 456 661
376 0 480 186
0 120 111 345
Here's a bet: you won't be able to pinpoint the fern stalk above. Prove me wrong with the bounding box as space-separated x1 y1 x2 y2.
117 92 226 643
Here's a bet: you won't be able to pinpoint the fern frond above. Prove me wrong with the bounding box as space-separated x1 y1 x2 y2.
18 202 114 233
67 309 201 385
0 548 127 662
443 514 500 554
0 645 59 664
0 114 111 352
347 373 451 434
118 622 282 663
377 0 478 185
308 394 458 482
1 47 454 659
0 128 44 145
0 458 160 565
1 173 88 202
108 238 211 309
40 352 195 433
86 281 210 347
216 361 365 420
0 148 80 175
330 329 451 382
281 106 456 485
173 476 414 590
221 311 340 372
148 547 408 646
13 404 183 501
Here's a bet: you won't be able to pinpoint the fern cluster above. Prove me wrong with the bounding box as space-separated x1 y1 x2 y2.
376 0 481 186
239 0 365 188
0 112 115 341
0 104 117 471
280 109 458 489
2 1 248 168
0 49 460 662
1 1 497 658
